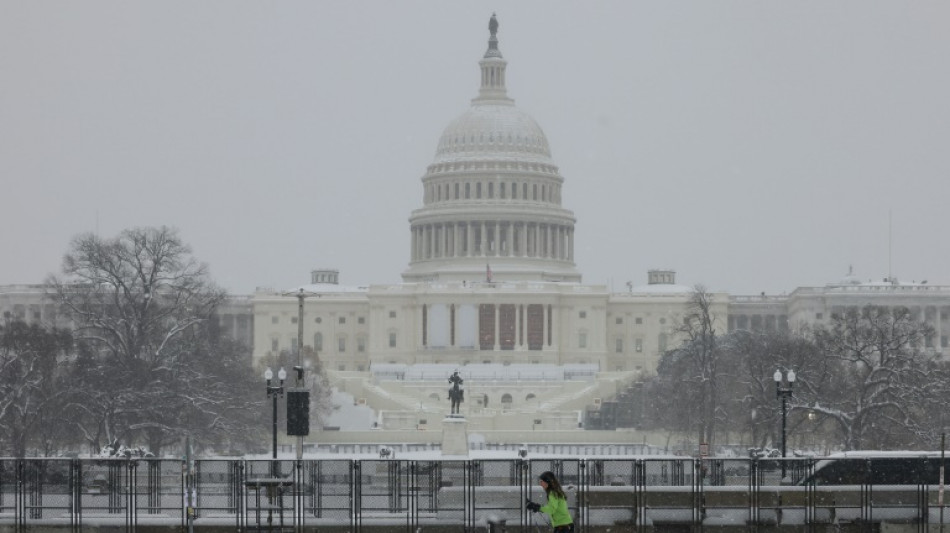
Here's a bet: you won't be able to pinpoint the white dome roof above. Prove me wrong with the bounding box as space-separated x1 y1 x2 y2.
434 103 552 164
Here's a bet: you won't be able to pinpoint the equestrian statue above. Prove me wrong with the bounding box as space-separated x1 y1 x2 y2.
448 370 464 415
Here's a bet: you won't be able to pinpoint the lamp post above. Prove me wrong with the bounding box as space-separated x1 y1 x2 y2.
265 367 287 463
773 368 795 481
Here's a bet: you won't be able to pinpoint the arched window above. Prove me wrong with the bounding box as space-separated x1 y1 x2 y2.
526 393 536 402
501 394 513 409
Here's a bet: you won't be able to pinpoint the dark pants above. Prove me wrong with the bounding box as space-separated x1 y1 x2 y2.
553 525 574 533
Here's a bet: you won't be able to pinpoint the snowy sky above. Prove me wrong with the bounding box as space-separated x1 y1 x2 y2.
2 2 948 295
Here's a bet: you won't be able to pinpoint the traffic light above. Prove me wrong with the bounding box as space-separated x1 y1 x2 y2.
287 389 310 436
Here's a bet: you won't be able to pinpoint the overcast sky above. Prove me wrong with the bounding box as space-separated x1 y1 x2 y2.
2 2 948 295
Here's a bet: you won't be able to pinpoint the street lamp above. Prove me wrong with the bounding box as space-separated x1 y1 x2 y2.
773 368 795 481
265 367 287 463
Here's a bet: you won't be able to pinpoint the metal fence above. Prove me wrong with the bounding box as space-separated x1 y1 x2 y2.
0 456 947 532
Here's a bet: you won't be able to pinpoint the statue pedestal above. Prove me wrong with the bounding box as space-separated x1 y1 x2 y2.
441 414 469 457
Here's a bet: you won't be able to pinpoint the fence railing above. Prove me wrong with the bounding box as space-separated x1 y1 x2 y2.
0 456 947 532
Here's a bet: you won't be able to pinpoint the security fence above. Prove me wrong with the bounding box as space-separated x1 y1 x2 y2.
0 456 947 532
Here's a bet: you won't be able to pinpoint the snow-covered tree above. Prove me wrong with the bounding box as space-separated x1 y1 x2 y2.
0 321 73 456
807 305 936 450
723 328 828 450
49 226 262 454
653 287 729 448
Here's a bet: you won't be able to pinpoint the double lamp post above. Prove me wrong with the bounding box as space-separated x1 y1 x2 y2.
264 367 287 462
773 368 795 480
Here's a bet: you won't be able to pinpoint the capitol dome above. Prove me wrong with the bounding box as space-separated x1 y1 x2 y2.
403 14 580 284
434 104 553 164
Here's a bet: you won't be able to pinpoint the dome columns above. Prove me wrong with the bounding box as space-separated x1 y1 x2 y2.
411 220 575 262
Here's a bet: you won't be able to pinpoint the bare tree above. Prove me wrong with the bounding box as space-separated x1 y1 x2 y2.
724 328 828 451
653 286 727 449
0 321 73 456
807 305 936 450
49 226 262 454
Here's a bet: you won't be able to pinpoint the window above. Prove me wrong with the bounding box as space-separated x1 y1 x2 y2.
291 338 298 352
579 311 587 319
358 337 366 352
659 318 666 325
465 183 470 198
615 338 623 353
339 316 346 325
338 337 346 352
635 339 643 352
488 182 493 198
315 317 322 323
358 317 365 324
389 332 397 348
476 182 481 198
389 310 397 318
658 333 668 352
616 317 623 325
500 183 506 199
338 364 346 371
314 333 323 352
272 316 279 324
271 338 279 352
578 333 587 349
635 317 642 325
291 317 297 324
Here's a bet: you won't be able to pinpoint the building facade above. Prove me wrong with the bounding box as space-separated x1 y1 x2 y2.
3 17 948 433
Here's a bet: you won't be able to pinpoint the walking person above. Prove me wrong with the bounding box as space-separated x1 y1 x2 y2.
525 471 574 533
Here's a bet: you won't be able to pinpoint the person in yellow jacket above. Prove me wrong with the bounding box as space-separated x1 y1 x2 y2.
525 471 574 533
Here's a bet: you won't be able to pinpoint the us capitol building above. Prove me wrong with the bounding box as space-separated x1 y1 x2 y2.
3 16 949 439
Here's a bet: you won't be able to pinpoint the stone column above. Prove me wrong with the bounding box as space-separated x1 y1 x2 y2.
481 222 487 257
439 223 449 257
540 303 546 350
568 228 574 261
422 226 429 259
515 303 522 349
533 223 541 257
494 303 500 350
469 222 475 256
543 224 549 258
